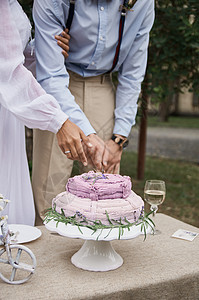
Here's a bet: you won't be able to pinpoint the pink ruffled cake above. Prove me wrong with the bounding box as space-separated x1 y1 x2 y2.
52 172 144 225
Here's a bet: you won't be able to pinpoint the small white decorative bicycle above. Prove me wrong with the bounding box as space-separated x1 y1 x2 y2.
0 195 36 284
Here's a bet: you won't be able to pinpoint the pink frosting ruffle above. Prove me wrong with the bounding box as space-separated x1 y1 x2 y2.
66 172 132 201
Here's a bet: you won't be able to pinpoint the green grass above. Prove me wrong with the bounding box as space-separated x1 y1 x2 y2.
146 115 199 129
120 152 199 228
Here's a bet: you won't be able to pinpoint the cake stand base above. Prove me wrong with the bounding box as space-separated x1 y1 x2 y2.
71 240 123 272
45 220 151 272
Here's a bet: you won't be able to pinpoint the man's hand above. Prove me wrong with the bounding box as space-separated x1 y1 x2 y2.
56 119 92 166
102 139 123 174
84 134 105 171
55 29 70 59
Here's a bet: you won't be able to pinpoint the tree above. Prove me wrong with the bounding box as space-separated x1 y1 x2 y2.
147 0 199 120
137 0 199 179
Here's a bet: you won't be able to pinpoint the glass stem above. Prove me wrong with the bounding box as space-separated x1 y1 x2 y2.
150 205 158 217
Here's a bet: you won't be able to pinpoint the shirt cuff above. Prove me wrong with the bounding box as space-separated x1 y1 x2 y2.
47 110 69 133
113 119 135 138
77 121 96 137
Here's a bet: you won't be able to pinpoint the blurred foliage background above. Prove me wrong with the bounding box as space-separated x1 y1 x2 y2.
19 0 33 26
146 0 199 121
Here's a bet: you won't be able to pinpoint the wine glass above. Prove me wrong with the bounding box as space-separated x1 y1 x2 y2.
144 180 166 234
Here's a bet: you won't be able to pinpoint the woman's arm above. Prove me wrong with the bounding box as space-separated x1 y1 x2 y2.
0 1 91 165
24 29 70 75
55 29 70 59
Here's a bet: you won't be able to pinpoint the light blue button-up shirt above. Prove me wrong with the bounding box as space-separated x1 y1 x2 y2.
33 0 154 137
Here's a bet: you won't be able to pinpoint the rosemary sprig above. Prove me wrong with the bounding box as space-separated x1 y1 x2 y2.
44 207 155 240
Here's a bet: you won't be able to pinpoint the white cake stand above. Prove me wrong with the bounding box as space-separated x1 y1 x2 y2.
45 220 152 272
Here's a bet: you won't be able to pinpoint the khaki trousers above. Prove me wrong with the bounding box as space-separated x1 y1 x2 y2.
32 71 115 225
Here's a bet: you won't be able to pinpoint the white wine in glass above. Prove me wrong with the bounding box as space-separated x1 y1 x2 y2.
144 180 166 234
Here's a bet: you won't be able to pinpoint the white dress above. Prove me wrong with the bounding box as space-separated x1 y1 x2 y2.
0 0 68 225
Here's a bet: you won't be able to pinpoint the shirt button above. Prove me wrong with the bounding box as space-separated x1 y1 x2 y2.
91 62 95 65
100 36 103 41
100 6 104 11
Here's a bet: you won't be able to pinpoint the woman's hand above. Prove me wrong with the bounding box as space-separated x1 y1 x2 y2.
55 29 70 59
56 119 92 166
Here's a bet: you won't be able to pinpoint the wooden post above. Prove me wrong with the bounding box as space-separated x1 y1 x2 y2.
137 77 148 180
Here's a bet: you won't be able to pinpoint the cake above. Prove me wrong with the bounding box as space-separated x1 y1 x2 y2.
52 172 144 226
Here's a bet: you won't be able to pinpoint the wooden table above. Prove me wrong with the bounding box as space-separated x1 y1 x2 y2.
1 214 199 300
